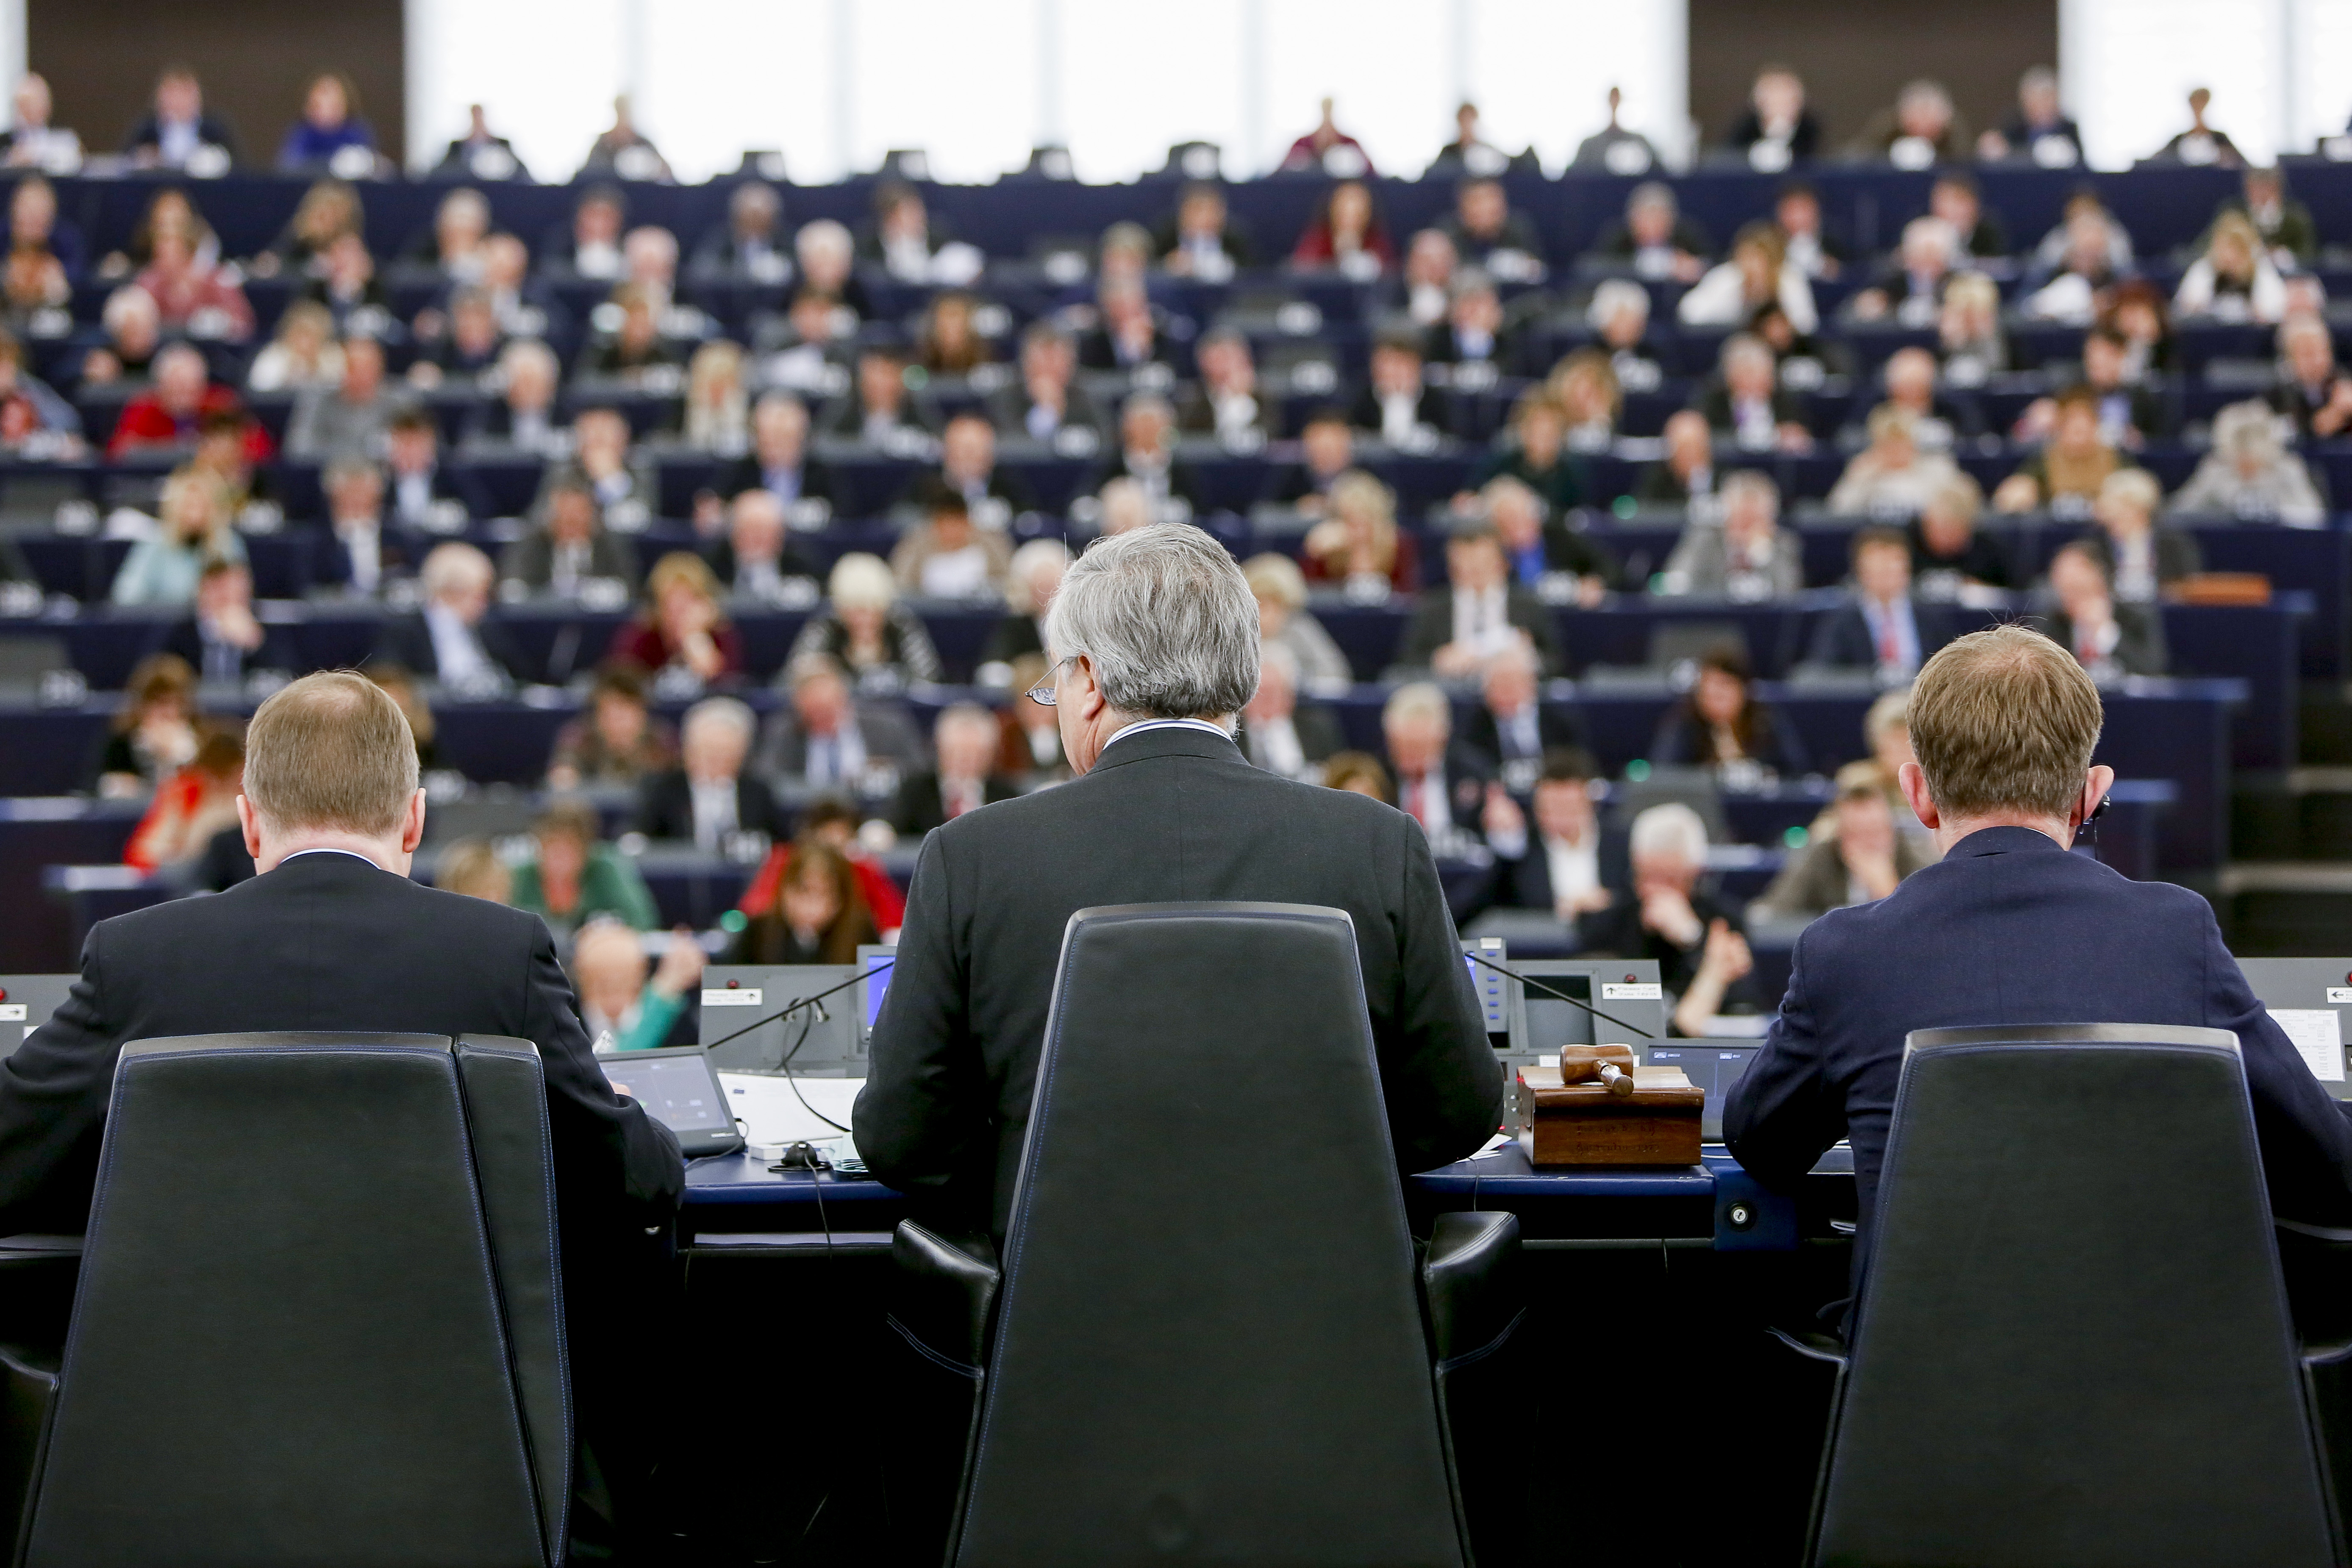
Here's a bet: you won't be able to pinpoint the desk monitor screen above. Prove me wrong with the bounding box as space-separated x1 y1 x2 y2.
597 1046 744 1157
1502 959 1669 1062
0 977 74 1051
1641 1043 1762 1142
2235 958 2352 1099
697 966 863 1076
858 946 896 1040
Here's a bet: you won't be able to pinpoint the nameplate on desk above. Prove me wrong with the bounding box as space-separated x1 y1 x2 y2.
2330 988 2352 1005
1601 983 1662 1001
702 989 764 1007
0 1006 22 1022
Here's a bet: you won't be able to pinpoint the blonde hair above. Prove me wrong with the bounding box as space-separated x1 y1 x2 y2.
1242 551 1309 611
826 552 897 611
2098 467 2161 516
243 671 422 838
434 837 510 903
1864 688 1911 748
646 550 724 611
1909 624 2102 819
1383 680 1452 732
421 541 494 601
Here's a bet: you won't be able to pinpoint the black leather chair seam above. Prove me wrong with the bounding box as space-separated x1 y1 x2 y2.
1434 1307 1525 1376
887 1313 984 1380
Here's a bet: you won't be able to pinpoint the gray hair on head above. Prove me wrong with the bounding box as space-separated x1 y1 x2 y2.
1046 525 1259 720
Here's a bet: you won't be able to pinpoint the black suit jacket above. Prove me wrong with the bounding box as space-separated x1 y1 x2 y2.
158 618 303 681
1233 705 1348 773
0 852 684 1351
1727 827 2352 1322
705 452 836 508
1461 703 1586 777
2039 603 2168 677
1394 586 1566 675
854 725 1504 1240
370 612 529 683
1803 596 1947 672
632 769 788 843
1348 384 1455 440
888 770 1022 838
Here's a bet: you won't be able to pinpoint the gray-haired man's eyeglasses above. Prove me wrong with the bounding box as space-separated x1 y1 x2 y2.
1026 658 1070 706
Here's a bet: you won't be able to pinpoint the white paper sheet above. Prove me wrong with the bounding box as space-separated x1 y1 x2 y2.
2270 1009 2346 1082
717 1071 865 1145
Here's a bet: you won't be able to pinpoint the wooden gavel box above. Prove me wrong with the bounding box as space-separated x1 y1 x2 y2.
1513 1046 1705 1167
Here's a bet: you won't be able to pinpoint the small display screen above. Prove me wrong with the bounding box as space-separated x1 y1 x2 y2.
863 956 894 1030
602 1055 730 1132
1643 1045 1761 1110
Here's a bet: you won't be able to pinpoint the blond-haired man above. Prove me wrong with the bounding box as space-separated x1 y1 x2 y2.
1727 624 2352 1327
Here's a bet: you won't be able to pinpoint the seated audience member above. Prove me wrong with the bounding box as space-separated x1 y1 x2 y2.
1749 297 1846 386
2084 468 2201 600
1322 750 1394 802
1089 476 1157 540
977 539 1068 684
2218 165 2314 268
2270 316 2352 441
1772 180 1843 280
432 837 509 904
1930 171 2007 257
314 457 413 598
1490 748 1616 919
1724 65 1820 162
756 652 927 794
791 216 869 320
135 222 253 340
1237 643 1344 782
914 291 992 377
786 552 944 690
2014 328 2165 450
107 342 253 457
547 664 677 789
1177 327 1272 447
124 722 243 875
701 391 833 524
2169 399 2327 525
729 839 880 964
580 97 671 183
576 283 679 383
80 284 162 388
1661 470 1802 599
511 800 660 939
1463 641 1581 794
1638 410 1718 507
1548 348 1620 451
608 552 744 688
503 477 638 597
919 411 1033 519
382 407 478 530
1077 278 1180 372
364 662 439 770
634 696 785 846
1093 392 1202 510
890 704 1019 837
1244 551 1354 689
1849 77 1969 165
2175 211 2285 325
1649 644 1808 775
465 339 564 455
2152 86 2244 169
468 231 562 344
1442 176 1543 276
277 72 374 172
822 343 936 447
1754 762 1931 921
1589 181 1708 281
404 185 490 280
1484 475 1613 602
1874 345 1977 452
2020 205 2125 325
1909 473 2010 593
555 404 658 525
1350 330 1451 447
1290 179 1392 274
373 542 522 686
571 920 703 1054
1282 96 1373 174
124 66 241 170
1692 333 1812 453
1938 272 2008 381
691 180 787 283
90 653 201 796
0 75 78 172
862 181 955 283
111 468 244 606
1469 390 1586 517
1570 87 1663 173
1579 802 1753 1036
704 490 816 605
1679 222 1816 334
1807 527 1929 677
161 557 294 682
1994 385 2135 516
301 231 388 332
1263 407 1355 513
2039 539 2167 680
1980 64 2082 164
1394 228 1459 325
1827 406 1963 517
893 488 1014 600
1382 680 1500 852
1155 181 1252 280
735 796 906 932
0 177 73 311
1396 519 1565 678
1588 278 1664 391
1855 688 1929 835
1302 469 1420 594
1846 216 1960 325
0 327 78 441
286 336 405 460
987 322 1104 447
996 653 1071 784
544 186 625 280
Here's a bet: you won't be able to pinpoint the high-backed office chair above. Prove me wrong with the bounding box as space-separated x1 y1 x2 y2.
889 903 1519 1568
12 1032 570 1568
1789 1025 2342 1568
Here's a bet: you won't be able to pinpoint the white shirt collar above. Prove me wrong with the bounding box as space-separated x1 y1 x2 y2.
1101 717 1235 754
282 847 383 870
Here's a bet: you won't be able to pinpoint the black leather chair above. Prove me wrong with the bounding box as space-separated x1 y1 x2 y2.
11 1032 569 1568
889 902 1519 1568
1788 1024 2344 1567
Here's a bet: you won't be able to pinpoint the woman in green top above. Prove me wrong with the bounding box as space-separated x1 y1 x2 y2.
510 799 660 937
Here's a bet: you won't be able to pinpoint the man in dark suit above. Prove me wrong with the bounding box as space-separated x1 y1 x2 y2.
1234 642 1345 781
1804 526 1936 678
1487 748 1624 920
1726 624 2352 1330
856 527 1503 1243
2039 540 2167 681
371 541 528 687
888 702 1021 838
0 671 683 1549
754 653 927 792
633 696 787 846
311 457 425 600
1460 641 1582 795
986 322 1107 448
159 559 300 684
1393 520 1566 677
1383 680 1502 852
1350 332 1454 446
699 391 835 524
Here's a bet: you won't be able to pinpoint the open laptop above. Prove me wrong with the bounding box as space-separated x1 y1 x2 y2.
595 1046 745 1157
2236 958 2352 1098
0 977 74 1052
697 965 866 1076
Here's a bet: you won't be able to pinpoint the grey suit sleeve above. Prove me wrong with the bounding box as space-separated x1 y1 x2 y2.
1385 811 1506 1172
853 830 981 1211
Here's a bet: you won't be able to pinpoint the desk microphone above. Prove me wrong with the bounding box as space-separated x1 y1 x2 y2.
701 960 893 1054
1461 949 1663 1043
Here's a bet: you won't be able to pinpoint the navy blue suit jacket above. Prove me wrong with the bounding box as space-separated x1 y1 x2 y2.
1725 826 2352 1314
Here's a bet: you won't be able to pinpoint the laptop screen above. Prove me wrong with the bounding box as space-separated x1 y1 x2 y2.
600 1052 732 1134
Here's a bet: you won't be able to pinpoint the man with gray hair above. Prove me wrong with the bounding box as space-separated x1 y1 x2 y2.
857 525 1502 1242
631 694 785 848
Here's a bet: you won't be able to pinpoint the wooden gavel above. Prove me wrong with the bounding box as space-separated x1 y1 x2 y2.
1559 1044 1639 1097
